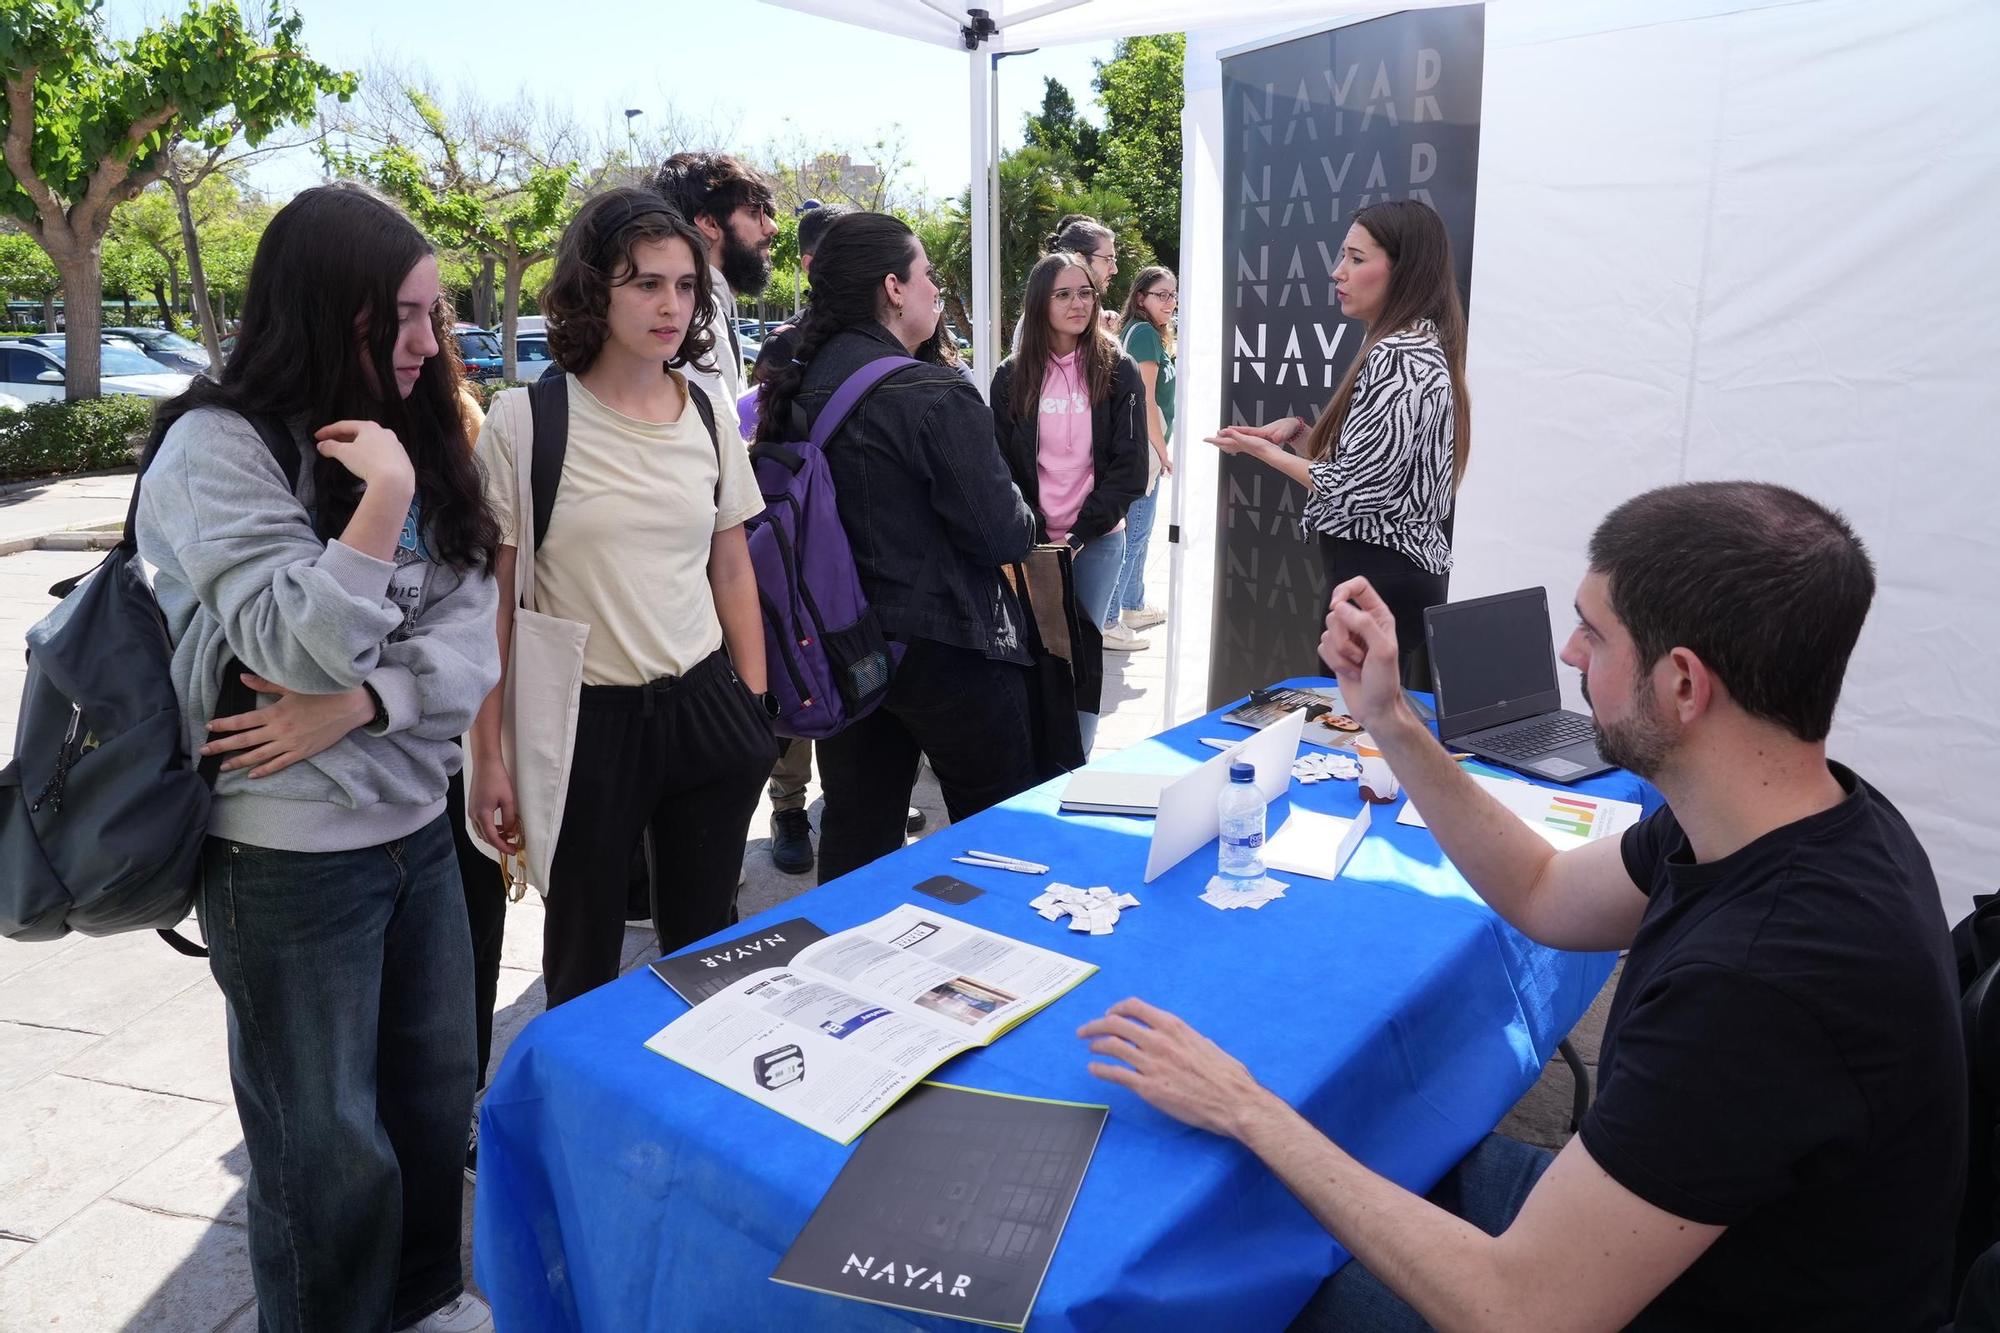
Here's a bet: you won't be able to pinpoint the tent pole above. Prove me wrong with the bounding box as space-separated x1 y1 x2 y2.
968 44 997 399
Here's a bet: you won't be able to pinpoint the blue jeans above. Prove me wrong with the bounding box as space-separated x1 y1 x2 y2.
1069 528 1127 755
201 816 477 1332
1288 1133 1555 1331
1108 484 1159 623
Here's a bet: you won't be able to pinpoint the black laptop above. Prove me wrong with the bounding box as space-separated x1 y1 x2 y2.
1424 587 1613 784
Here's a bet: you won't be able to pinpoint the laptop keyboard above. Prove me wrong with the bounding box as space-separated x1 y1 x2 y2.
1477 712 1598 760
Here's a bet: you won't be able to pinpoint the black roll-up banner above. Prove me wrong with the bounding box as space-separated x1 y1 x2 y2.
1210 5 1484 707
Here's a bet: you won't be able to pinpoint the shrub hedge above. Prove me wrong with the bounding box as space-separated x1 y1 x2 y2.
0 396 154 483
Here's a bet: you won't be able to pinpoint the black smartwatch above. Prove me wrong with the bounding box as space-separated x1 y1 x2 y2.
756 691 781 720
362 682 388 730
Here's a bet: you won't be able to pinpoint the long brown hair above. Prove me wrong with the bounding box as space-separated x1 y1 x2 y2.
1118 265 1177 358
1009 251 1118 419
1300 200 1470 488
148 182 497 572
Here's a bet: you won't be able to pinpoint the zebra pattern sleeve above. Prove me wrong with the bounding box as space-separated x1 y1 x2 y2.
1299 320 1457 576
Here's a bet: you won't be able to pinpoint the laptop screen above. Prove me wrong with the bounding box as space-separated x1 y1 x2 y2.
1425 587 1564 737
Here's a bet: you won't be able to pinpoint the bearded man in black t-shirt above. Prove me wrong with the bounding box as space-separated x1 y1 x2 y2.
1077 481 1964 1331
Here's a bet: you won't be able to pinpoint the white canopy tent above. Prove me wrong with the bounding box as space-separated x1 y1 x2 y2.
762 0 2000 916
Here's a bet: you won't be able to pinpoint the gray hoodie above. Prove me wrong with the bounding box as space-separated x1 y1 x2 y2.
135 407 500 853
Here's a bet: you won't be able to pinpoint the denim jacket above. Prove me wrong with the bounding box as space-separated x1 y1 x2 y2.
792 322 1037 664
989 351 1148 546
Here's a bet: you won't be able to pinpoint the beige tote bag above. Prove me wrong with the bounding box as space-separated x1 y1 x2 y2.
463 389 588 898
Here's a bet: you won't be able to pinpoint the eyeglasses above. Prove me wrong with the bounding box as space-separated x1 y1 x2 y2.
1089 251 1116 262
1050 287 1097 306
1145 289 1179 302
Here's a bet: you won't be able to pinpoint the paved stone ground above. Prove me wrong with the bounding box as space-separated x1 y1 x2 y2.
0 512 1605 1328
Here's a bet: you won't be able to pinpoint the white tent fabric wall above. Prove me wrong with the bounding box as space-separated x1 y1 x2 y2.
1173 0 2000 917
765 0 2000 916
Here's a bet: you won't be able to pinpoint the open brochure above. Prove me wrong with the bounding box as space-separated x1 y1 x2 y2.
645 904 1097 1144
1221 685 1373 751
771 1082 1107 1331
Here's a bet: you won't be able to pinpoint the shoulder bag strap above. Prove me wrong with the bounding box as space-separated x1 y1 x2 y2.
809 356 924 451
512 387 544 613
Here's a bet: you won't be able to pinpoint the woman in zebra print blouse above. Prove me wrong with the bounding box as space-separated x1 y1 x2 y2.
1208 200 1470 685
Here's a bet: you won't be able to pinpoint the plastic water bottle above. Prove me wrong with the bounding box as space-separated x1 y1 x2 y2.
1217 762 1267 888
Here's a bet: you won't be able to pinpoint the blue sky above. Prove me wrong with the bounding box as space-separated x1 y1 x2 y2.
102 0 1116 205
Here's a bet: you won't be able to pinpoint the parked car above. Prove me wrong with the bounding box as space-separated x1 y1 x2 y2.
0 339 192 402
105 326 212 374
453 324 503 380
513 334 556 381
13 331 147 355
0 391 25 413
513 315 547 338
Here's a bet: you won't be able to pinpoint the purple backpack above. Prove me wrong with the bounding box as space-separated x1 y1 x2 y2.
747 356 915 738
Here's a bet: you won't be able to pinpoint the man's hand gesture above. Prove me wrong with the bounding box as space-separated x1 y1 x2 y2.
1319 576 1404 730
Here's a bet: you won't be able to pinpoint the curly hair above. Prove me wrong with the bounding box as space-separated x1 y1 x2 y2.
653 152 777 230
539 188 718 377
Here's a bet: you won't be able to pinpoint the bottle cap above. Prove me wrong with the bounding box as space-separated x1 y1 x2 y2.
1229 762 1255 784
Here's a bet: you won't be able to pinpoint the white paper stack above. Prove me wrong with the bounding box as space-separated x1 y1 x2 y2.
1199 874 1291 910
1030 883 1141 936
1293 752 1359 783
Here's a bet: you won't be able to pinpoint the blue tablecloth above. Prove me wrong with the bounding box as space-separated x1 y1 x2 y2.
475 682 1653 1331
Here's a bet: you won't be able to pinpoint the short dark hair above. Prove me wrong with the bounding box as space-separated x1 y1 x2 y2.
652 152 776 230
540 188 717 376
1046 214 1113 261
1587 482 1876 741
797 202 854 259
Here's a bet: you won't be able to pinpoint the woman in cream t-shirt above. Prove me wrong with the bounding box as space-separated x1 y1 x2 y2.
470 189 779 1008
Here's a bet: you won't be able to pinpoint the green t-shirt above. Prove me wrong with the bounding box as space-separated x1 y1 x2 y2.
1120 320 1177 437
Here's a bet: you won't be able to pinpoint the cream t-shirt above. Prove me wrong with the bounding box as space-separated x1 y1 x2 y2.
478 371 764 686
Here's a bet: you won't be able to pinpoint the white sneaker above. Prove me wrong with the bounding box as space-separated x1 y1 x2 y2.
412 1292 494 1333
1122 606 1166 630
1101 622 1151 652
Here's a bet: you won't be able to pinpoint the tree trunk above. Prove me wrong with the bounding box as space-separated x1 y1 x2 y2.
166 257 181 330
152 281 173 330
170 164 226 366
500 254 526 383
40 294 55 332
472 255 496 329
51 241 106 399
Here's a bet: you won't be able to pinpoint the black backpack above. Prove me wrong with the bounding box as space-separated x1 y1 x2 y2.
0 414 304 957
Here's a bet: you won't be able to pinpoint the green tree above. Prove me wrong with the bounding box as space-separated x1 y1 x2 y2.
955 145 1155 343
1093 34 1185 271
0 0 352 397
333 87 578 381
0 224 59 328
1023 77 1101 185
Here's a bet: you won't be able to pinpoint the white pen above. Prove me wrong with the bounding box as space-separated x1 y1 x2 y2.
962 850 1051 874
951 856 1044 876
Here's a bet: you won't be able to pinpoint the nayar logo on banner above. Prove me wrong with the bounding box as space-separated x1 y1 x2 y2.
1210 4 1485 709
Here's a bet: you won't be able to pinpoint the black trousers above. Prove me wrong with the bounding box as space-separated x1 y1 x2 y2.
1318 535 1449 691
815 638 1037 885
445 760 507 1089
542 650 778 1009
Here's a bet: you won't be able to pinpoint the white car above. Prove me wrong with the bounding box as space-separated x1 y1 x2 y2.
513 315 547 337
0 340 193 402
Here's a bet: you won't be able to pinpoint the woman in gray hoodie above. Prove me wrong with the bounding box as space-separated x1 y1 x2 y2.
134 184 501 1333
